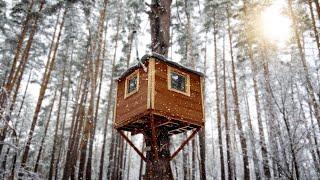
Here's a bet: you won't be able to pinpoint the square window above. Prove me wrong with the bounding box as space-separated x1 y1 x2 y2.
125 70 139 98
171 72 186 92
128 76 137 93
168 66 190 96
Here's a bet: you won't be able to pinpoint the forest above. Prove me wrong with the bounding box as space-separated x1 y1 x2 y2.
0 0 320 179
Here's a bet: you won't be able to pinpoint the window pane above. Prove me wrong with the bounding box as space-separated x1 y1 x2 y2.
171 72 186 92
128 76 137 93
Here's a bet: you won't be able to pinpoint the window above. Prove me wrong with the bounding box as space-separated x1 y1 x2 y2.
168 66 190 96
125 70 139 98
128 76 137 93
171 72 186 92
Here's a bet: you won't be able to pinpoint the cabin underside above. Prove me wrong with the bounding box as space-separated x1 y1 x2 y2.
114 110 203 136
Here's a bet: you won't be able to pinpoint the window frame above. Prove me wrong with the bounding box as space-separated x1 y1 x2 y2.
167 66 191 96
124 69 140 99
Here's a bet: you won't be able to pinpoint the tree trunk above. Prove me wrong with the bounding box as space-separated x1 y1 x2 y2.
48 61 66 180
126 141 132 180
213 11 225 180
2 0 34 94
225 7 234 179
182 132 188 180
191 139 196 180
61 67 84 180
106 128 116 180
243 86 262 179
313 0 320 21
288 0 320 129
148 0 172 57
0 1 44 156
199 32 207 180
307 0 320 61
84 2 108 179
34 88 58 173
138 139 145 180
62 67 88 180
144 123 173 180
54 41 73 180
20 7 67 168
98 12 120 180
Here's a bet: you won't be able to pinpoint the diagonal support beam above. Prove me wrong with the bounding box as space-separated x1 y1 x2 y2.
117 129 148 162
170 127 201 160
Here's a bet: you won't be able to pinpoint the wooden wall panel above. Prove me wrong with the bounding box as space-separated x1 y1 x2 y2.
154 61 204 125
115 67 148 126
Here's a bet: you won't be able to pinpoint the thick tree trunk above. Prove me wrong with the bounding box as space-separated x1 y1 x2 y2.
144 125 173 180
148 0 172 57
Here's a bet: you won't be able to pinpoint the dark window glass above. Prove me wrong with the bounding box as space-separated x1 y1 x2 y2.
128 76 137 93
171 72 186 92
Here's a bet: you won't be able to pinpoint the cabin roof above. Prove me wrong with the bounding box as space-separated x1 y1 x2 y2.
117 52 204 80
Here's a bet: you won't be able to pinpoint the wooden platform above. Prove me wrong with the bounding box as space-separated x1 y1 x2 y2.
115 111 202 136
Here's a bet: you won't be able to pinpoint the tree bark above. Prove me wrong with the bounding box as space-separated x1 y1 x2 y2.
144 123 173 180
148 0 172 57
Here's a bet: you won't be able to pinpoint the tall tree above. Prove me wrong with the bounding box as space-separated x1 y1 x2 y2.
21 6 67 169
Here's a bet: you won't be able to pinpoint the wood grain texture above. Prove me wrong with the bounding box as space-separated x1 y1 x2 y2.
154 61 204 124
115 67 148 126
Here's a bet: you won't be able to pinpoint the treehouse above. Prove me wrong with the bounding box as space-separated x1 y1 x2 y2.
114 53 204 135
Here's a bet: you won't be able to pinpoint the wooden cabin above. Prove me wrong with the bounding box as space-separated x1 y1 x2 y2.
114 53 204 135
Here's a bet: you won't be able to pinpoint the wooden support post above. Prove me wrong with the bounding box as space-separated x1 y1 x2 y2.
117 129 148 162
170 127 201 160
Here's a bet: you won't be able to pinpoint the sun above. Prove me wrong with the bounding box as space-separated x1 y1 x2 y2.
259 2 291 45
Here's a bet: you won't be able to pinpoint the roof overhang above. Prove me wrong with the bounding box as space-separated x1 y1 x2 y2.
116 52 204 81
